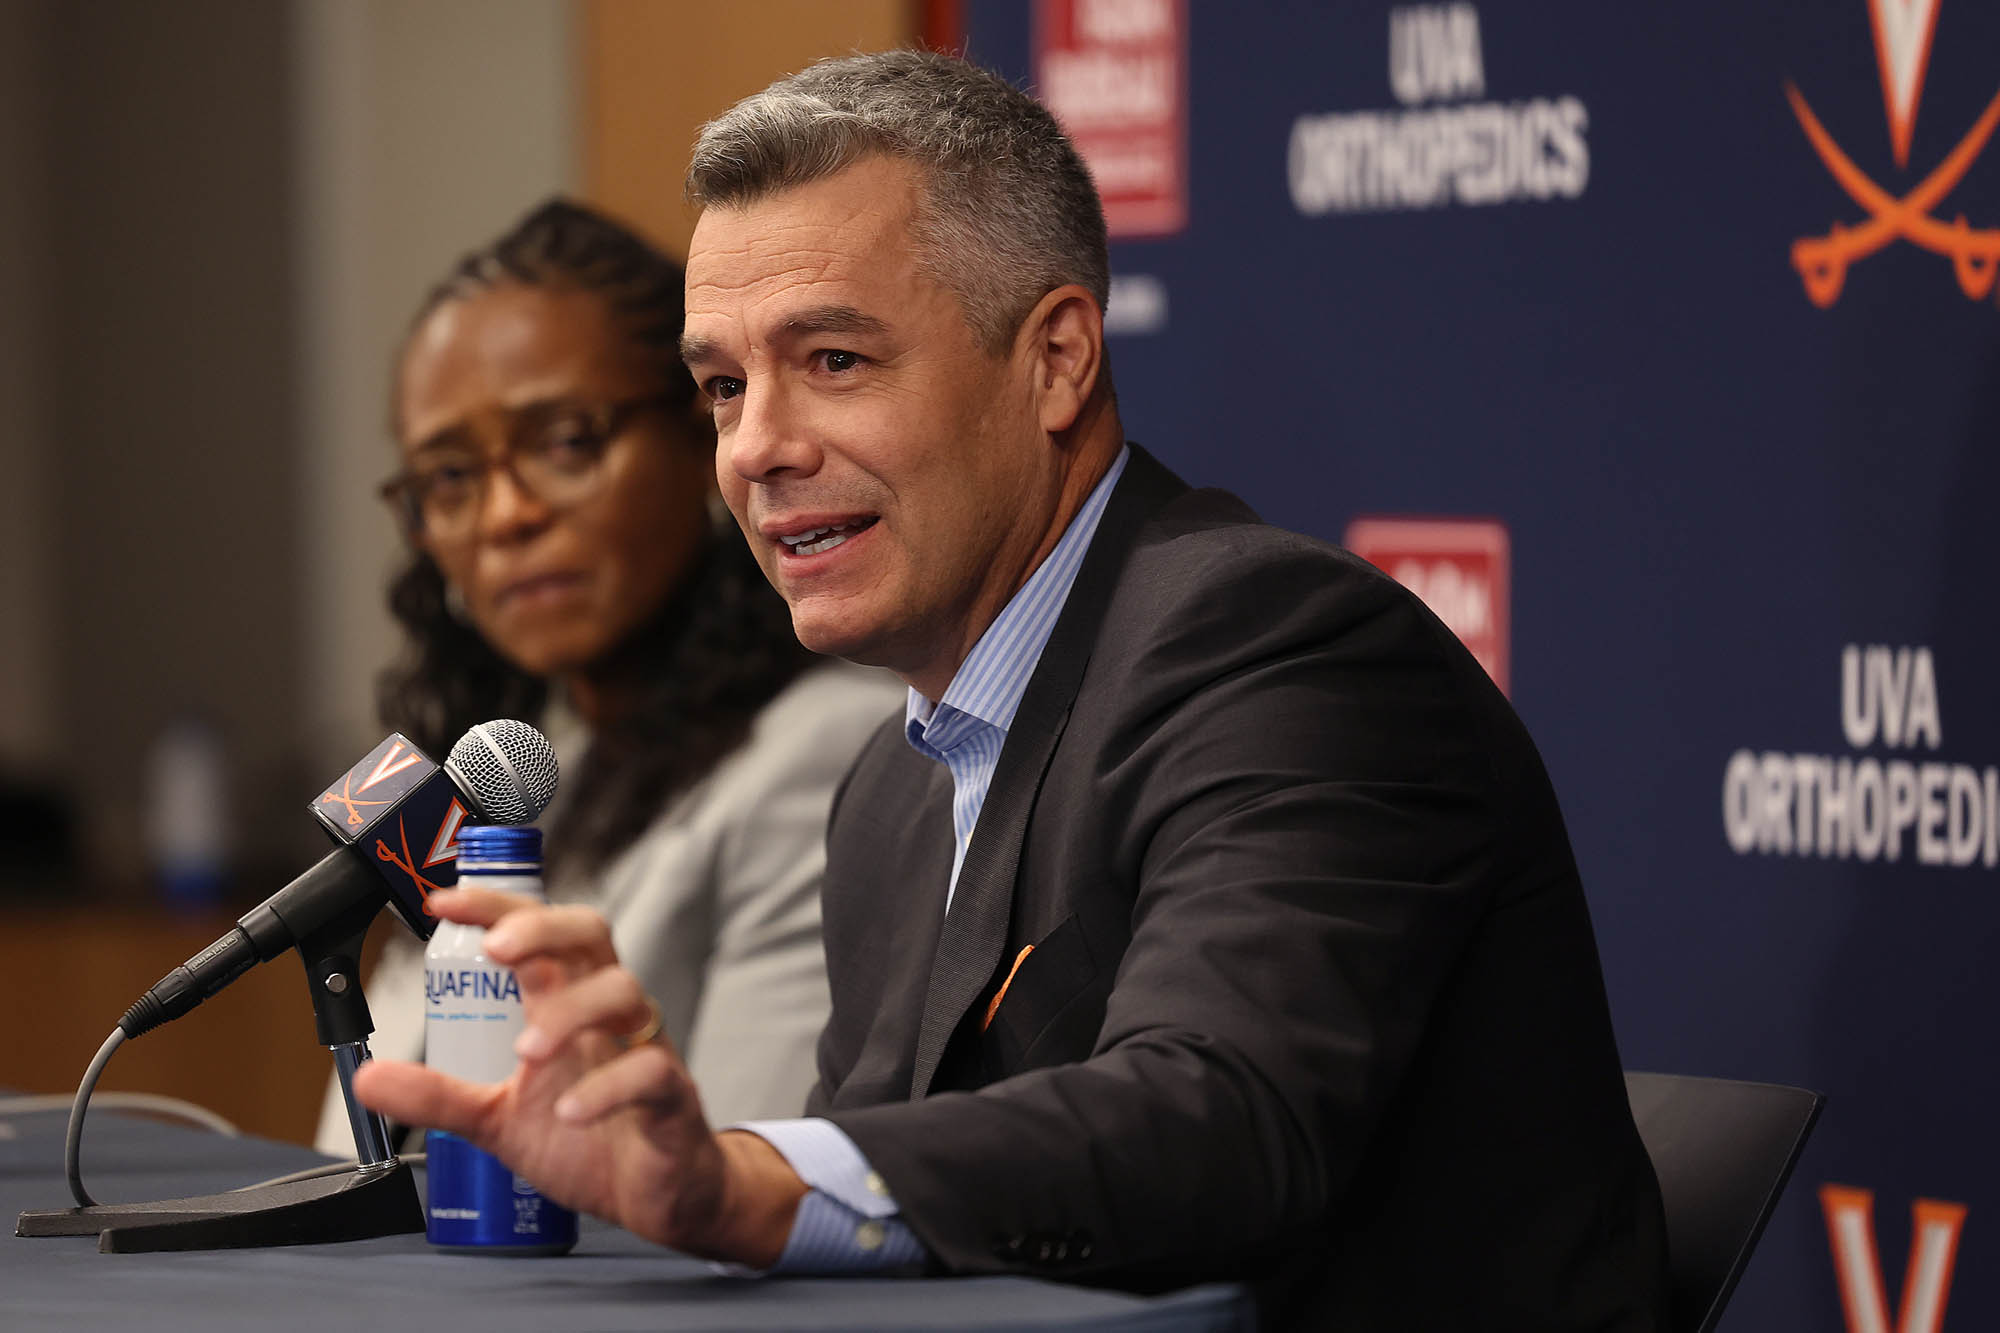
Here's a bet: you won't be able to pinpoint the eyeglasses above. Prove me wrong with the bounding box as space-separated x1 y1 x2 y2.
379 392 680 540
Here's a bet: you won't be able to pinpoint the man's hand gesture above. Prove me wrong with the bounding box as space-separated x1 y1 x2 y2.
353 887 806 1264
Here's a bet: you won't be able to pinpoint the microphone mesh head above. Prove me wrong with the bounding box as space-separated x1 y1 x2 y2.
448 719 560 824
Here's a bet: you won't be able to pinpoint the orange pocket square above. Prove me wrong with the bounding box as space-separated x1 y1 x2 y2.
982 945 1036 1032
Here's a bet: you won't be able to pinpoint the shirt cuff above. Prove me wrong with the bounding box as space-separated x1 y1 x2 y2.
733 1117 928 1273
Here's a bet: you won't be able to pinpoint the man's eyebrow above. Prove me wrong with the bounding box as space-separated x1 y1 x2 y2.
679 333 722 368
779 305 889 342
680 306 890 369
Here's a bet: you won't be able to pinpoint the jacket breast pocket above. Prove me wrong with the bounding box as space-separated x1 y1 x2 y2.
983 914 1104 1073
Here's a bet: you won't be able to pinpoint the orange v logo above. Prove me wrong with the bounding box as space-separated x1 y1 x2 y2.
1821 1184 1967 1333
357 741 425 793
423 799 468 868
1870 0 1941 168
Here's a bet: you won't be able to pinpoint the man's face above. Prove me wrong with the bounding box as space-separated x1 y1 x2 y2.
683 156 1065 696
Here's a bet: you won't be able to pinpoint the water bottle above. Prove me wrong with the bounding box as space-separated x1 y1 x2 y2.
143 715 229 909
423 824 577 1254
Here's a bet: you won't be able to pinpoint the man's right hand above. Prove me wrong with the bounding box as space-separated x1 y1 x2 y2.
353 887 807 1265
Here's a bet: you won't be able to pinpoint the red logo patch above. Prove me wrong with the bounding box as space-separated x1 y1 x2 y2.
1035 0 1187 238
1344 517 1511 696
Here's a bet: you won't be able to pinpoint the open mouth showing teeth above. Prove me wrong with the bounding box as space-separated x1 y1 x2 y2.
779 517 878 557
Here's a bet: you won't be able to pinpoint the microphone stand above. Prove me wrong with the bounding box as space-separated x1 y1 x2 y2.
16 900 425 1252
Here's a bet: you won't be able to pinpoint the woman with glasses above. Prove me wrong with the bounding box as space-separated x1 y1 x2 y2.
313 199 900 1154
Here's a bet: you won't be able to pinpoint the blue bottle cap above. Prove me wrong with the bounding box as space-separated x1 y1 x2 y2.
457 823 542 870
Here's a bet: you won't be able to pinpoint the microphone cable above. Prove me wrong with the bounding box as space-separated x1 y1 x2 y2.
62 1027 126 1208
53 1024 424 1208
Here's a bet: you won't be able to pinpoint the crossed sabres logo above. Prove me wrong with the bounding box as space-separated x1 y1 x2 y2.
374 814 453 913
1787 0 2000 306
318 741 462 913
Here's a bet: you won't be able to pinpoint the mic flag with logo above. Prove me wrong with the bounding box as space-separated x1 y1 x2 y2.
311 734 470 939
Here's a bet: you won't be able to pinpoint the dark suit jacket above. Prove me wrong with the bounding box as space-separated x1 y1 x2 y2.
809 446 1670 1330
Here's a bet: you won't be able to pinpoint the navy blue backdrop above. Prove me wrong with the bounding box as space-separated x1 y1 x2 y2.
966 3 2000 1328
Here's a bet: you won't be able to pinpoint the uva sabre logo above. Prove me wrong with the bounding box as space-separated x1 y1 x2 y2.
1822 1184 1967 1333
1786 0 2000 306
317 739 425 826
424 799 469 869
374 814 453 916
311 733 465 926
318 772 390 828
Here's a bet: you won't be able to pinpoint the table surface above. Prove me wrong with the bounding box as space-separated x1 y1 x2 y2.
1 1107 1252 1332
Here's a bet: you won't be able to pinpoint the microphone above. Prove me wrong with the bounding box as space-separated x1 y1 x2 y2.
117 720 560 1040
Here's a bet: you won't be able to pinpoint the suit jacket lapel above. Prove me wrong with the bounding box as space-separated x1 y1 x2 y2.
909 446 1189 1097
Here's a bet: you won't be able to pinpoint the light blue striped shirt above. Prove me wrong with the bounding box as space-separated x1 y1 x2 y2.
743 446 1130 1274
905 446 1130 909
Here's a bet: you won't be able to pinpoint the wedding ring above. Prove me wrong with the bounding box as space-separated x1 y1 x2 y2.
622 997 663 1048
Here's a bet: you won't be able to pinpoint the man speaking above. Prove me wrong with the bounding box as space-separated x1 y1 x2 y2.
358 50 1670 1330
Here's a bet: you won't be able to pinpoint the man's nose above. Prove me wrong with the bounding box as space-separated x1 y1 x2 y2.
725 380 823 483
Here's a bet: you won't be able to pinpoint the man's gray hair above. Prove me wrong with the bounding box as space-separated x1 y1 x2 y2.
686 49 1110 353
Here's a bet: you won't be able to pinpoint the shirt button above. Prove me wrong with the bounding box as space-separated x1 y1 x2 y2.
865 1171 890 1198
855 1221 886 1252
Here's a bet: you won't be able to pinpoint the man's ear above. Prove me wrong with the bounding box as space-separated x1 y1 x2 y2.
1020 284 1105 435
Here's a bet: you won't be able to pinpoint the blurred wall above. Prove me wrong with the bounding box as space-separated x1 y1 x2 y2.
0 0 55 770
1 0 307 888
293 0 577 786
0 0 578 894
582 0 912 258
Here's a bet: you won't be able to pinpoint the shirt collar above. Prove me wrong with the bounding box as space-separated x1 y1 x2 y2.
905 446 1131 752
